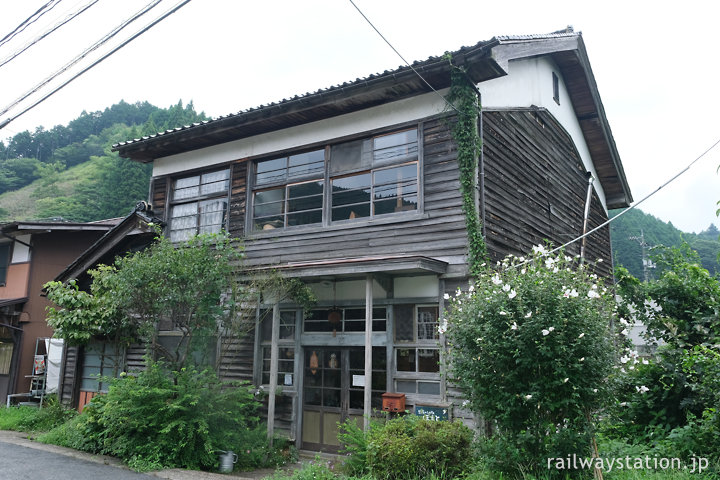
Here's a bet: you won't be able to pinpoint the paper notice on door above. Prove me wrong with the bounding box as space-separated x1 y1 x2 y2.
352 374 365 387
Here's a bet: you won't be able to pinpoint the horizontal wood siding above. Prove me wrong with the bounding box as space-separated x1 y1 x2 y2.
482 109 612 273
125 344 147 372
150 177 168 220
228 161 247 239
244 118 469 273
218 329 255 384
59 345 78 405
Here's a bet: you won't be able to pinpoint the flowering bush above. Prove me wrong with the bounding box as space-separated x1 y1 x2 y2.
444 246 617 475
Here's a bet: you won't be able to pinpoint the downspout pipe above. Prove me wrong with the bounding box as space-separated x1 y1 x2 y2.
579 172 595 264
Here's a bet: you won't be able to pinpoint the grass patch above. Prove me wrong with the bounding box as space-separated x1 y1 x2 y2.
0 406 40 431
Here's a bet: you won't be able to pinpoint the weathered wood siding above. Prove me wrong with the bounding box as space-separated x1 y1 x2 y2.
58 345 79 405
482 108 612 277
228 161 247 239
150 177 168 220
218 330 255 384
242 118 469 276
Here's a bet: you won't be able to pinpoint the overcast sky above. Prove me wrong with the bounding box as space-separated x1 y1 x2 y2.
1 0 719 233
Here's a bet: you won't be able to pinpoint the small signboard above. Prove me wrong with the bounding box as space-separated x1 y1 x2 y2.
352 374 365 387
284 374 293 386
415 404 449 421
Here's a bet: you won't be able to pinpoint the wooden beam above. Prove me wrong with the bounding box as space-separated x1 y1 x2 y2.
267 303 280 444
364 273 373 430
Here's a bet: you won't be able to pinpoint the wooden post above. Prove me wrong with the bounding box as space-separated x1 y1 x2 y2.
364 273 373 430
267 303 280 444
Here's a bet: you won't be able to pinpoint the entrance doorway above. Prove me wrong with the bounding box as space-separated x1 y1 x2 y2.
301 347 386 451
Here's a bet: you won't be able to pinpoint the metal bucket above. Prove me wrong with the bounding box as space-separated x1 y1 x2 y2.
218 450 238 473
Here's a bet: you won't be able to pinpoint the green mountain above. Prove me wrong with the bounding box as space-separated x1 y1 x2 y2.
0 100 207 222
609 208 720 279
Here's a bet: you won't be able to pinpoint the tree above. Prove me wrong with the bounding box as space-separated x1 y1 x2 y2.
45 232 314 371
444 247 617 477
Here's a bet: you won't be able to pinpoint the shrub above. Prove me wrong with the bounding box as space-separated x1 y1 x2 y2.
16 394 76 432
340 415 474 479
444 247 617 477
76 360 262 471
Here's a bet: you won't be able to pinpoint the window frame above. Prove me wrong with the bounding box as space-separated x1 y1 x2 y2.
392 304 441 399
0 242 10 286
249 124 423 233
168 167 231 242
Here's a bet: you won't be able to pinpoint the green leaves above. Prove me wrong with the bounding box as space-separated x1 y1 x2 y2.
445 247 617 476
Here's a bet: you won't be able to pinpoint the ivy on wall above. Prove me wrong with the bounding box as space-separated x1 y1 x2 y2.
445 64 488 277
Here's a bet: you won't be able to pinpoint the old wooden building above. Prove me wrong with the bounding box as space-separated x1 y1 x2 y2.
72 31 631 451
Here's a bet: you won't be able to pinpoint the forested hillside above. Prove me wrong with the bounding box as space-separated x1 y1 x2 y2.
610 208 720 278
0 100 207 222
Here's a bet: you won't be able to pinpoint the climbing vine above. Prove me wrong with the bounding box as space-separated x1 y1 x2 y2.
445 63 488 276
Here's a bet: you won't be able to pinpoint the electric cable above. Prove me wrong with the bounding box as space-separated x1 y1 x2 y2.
347 0 462 116
510 135 720 270
0 0 164 120
0 0 64 49
0 0 102 70
0 0 193 131
346 1 720 270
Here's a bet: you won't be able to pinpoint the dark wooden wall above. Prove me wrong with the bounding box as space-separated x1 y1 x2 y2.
240 118 469 275
482 108 612 278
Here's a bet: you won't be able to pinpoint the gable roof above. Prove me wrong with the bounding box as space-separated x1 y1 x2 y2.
113 30 631 209
53 203 163 287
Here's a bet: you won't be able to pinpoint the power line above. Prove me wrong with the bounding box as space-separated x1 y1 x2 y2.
0 0 64 49
511 135 720 270
0 0 103 70
0 0 163 118
0 0 193 131
346 0 461 116
345 2 720 270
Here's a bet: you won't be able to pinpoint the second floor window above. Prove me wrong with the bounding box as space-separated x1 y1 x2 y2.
251 127 419 231
169 169 230 242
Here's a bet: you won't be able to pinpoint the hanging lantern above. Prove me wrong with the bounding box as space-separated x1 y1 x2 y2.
328 309 341 337
309 351 319 375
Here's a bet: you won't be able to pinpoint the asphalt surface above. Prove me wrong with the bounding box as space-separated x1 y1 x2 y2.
0 430 292 480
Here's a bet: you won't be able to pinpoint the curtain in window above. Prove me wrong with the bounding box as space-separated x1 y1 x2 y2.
0 342 13 375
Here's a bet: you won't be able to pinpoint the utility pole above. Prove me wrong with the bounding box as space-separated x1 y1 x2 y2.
629 229 655 282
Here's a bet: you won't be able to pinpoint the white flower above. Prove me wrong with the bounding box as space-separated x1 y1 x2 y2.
499 311 507 316
553 266 559 273
524 394 533 400
519 256 525 262
503 284 511 292
563 288 579 298
621 328 629 336
597 258 604 263
508 289 517 299
619 402 628 407
563 378 569 383
437 319 448 334
642 358 649 365
545 258 556 269
521 268 526 274
462 399 470 407
587 289 600 299
468 285 475 292
491 275 502 285
619 317 629 326
593 388 598 393
579 357 585 362
578 333 585 339
443 293 450 300
510 322 518 330
636 385 650 394
525 312 532 318
533 245 547 255
548 326 555 332
542 329 550 336
620 355 629 364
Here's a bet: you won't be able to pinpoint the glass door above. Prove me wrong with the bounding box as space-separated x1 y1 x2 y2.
301 347 386 451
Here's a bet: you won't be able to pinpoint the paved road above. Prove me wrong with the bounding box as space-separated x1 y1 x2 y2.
0 439 155 479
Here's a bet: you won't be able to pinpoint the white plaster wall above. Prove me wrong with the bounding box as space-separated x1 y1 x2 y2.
477 57 606 209
152 90 449 178
394 276 438 298
309 279 388 302
152 56 607 210
11 235 30 263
